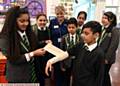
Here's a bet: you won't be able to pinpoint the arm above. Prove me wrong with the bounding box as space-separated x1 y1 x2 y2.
45 51 69 76
6 48 46 64
95 52 104 86
105 28 119 63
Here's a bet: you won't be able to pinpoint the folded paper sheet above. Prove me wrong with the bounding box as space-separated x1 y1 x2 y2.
44 43 65 57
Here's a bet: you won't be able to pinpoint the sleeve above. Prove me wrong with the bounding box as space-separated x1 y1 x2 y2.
48 51 69 64
95 50 105 86
4 32 36 65
61 36 67 51
105 28 119 63
67 43 82 56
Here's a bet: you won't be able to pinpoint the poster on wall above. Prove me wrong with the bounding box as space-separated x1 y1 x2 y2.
0 0 4 3
27 0 46 18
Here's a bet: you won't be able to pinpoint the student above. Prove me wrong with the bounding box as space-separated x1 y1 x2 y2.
46 21 104 86
49 5 68 86
32 13 51 86
0 6 46 83
99 11 119 86
76 11 87 35
61 17 81 86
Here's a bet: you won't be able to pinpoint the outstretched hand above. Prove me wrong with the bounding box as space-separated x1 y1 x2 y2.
33 48 46 56
45 60 53 76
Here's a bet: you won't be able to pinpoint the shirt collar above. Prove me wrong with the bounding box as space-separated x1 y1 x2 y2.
78 25 83 30
18 30 26 38
37 25 46 30
69 33 76 38
84 42 97 52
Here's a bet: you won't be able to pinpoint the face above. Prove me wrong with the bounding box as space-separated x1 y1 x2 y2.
67 24 77 35
17 13 29 31
37 15 47 28
81 28 96 45
101 15 110 26
77 14 86 26
55 10 65 22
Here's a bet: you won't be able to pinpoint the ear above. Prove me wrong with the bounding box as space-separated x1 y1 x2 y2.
94 33 99 42
94 33 99 39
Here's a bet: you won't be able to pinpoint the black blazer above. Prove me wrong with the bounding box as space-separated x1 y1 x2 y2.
99 27 119 64
1 30 37 82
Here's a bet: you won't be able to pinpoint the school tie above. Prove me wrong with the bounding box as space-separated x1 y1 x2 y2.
70 36 74 47
23 35 37 82
41 27 44 31
98 28 106 45
30 59 37 82
23 35 30 50
84 45 89 50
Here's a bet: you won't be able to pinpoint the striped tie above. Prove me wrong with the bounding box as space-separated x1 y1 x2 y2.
29 59 37 82
70 36 74 47
22 35 37 82
23 35 30 50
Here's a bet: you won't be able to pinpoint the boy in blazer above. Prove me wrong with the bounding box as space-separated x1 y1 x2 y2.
61 17 81 86
45 21 105 86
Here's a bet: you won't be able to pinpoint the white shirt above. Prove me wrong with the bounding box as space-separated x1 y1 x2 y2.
84 42 97 52
69 33 76 44
18 31 26 39
37 25 46 31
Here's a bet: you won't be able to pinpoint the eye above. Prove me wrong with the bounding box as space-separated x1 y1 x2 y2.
39 20 46 22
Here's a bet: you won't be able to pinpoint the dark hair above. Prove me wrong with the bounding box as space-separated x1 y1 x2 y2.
67 17 78 27
82 21 102 35
104 11 117 27
36 13 47 20
2 6 31 35
77 11 87 20
1 6 33 57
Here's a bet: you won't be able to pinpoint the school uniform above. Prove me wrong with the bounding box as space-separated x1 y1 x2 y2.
4 30 38 83
49 18 68 86
98 26 120 86
61 33 81 86
67 42 104 86
76 25 83 36
32 24 51 86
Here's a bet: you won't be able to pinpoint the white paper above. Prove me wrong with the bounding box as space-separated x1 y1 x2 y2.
44 43 65 56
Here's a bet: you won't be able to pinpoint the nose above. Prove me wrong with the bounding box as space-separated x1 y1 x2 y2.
24 22 28 26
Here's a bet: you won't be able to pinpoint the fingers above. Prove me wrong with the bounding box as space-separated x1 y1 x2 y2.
45 61 52 76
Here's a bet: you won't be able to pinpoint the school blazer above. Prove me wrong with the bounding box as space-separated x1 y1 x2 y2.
62 34 81 50
99 27 119 64
61 34 82 68
5 31 37 82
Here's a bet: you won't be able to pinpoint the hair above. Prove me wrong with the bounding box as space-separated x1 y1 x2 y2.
103 11 117 32
82 21 102 35
1 6 35 58
67 17 78 27
104 11 117 27
55 5 65 13
2 6 31 36
36 13 47 20
77 11 87 20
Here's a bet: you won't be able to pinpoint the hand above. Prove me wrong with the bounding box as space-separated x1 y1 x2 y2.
45 60 53 76
45 40 52 44
33 48 46 56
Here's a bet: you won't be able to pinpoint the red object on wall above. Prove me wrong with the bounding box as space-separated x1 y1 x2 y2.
0 59 8 83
